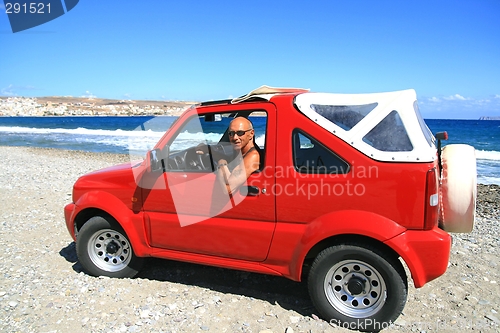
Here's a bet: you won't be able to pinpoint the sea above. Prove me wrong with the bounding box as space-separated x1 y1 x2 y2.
0 116 499 185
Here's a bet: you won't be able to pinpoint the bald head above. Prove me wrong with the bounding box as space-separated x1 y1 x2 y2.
228 117 254 152
229 117 253 130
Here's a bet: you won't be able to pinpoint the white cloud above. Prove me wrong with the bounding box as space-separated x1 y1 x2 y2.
443 94 469 101
0 84 16 96
419 93 500 119
0 84 38 96
81 90 96 99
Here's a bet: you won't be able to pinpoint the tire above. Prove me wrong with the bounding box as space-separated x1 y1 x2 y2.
76 216 144 278
439 144 476 233
308 244 407 332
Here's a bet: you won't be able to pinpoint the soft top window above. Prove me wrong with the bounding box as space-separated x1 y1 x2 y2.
414 101 435 148
363 111 413 152
310 103 378 131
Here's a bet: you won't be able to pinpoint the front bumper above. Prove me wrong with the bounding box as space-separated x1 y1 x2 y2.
64 203 77 241
385 226 452 288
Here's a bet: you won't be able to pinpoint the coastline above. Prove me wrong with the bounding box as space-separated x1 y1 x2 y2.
0 96 194 117
0 145 498 332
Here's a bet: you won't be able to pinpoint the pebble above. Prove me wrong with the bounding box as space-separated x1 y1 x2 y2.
485 315 500 325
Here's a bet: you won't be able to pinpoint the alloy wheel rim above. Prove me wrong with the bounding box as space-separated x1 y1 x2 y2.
87 228 132 272
324 259 387 318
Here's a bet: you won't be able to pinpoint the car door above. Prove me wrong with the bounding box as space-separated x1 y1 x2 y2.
141 103 277 262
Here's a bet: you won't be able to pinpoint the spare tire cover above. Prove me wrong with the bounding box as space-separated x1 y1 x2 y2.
439 144 476 233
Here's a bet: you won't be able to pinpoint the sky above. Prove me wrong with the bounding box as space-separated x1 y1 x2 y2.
1 1 499 119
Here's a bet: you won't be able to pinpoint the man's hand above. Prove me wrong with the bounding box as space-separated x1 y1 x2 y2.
195 143 208 155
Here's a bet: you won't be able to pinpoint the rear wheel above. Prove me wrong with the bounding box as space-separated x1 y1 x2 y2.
308 244 407 332
76 216 143 278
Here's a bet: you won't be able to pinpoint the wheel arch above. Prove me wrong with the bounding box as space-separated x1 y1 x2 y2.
74 208 115 237
288 210 408 282
301 234 404 280
72 191 150 257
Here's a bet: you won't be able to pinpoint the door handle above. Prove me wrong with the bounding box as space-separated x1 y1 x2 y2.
241 185 260 196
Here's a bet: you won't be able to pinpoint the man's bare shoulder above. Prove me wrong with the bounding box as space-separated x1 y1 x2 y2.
243 149 260 173
244 149 260 162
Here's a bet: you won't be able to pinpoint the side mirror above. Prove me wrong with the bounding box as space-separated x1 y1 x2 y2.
148 148 164 173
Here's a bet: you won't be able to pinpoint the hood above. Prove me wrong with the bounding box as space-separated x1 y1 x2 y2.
73 161 142 203
85 161 136 176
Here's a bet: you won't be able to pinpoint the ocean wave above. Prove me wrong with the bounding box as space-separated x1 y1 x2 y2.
0 126 267 152
255 134 266 147
476 150 500 161
0 126 164 137
477 175 500 185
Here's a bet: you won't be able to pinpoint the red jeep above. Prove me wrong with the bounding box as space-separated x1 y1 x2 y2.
64 86 476 331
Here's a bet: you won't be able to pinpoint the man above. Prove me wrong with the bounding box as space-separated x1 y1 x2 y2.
216 117 260 195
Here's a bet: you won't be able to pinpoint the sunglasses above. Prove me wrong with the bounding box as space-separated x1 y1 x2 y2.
228 129 252 137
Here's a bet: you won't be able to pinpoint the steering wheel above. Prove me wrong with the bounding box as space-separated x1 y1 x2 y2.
185 144 233 171
184 148 207 170
199 149 217 171
207 143 234 170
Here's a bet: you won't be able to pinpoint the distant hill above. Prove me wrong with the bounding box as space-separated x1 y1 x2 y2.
479 116 500 120
0 96 197 116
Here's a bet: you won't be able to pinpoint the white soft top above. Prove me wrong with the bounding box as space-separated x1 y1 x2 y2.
231 85 309 104
294 89 436 162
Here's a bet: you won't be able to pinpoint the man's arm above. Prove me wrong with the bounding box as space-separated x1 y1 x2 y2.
217 151 260 195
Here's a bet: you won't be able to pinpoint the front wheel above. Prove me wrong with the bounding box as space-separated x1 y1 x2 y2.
308 244 407 332
76 216 144 278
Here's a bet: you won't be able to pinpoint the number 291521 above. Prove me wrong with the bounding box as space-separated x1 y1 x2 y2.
5 2 51 14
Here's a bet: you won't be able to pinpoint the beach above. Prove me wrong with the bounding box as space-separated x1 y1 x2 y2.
0 146 499 333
